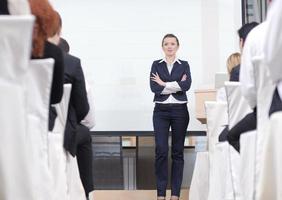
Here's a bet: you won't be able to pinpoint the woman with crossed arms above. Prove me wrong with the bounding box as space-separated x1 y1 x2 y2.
150 34 192 200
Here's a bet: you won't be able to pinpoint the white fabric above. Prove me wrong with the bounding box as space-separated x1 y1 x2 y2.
205 101 231 200
278 81 282 100
49 84 86 200
81 80 96 129
214 142 235 200
162 81 182 94
189 152 210 200
216 87 227 102
240 22 274 134
48 84 72 200
66 154 87 200
225 82 253 200
8 0 30 15
0 16 35 200
155 58 187 104
225 82 252 129
0 16 34 85
240 23 276 200
263 0 282 84
27 59 55 200
240 131 256 200
205 101 228 152
257 111 282 200
228 145 242 200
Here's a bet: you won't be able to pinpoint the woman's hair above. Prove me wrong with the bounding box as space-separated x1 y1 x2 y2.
29 0 59 57
226 52 241 74
162 34 179 46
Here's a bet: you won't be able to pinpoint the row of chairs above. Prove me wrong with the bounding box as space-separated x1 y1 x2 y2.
189 82 256 200
190 77 282 200
0 15 86 200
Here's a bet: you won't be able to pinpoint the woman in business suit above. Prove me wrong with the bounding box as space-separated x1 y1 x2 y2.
150 34 191 200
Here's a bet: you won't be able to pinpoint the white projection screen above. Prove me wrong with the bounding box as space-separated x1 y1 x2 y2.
50 0 241 131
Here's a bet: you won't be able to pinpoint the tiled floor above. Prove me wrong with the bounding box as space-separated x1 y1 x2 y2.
93 190 189 200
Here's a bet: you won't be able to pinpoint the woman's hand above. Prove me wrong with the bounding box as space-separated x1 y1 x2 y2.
151 73 166 86
181 74 187 81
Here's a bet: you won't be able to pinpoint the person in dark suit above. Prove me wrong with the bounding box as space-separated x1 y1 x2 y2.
225 22 259 152
48 12 94 199
29 0 64 131
229 22 258 82
150 34 191 200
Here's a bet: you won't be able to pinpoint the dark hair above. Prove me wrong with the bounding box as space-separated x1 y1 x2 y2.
58 37 70 53
237 22 259 43
162 34 179 46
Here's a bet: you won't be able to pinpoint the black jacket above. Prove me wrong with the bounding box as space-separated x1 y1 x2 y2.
230 64 240 82
150 59 192 102
63 53 89 156
0 0 9 14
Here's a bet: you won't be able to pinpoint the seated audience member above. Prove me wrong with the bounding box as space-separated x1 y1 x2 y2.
218 53 241 142
217 52 241 102
227 23 261 152
230 22 258 82
28 0 64 131
48 13 94 199
58 38 96 129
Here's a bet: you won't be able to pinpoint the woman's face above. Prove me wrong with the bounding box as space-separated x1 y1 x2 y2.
162 37 179 57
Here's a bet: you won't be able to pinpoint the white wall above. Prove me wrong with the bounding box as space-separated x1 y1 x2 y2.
50 0 241 131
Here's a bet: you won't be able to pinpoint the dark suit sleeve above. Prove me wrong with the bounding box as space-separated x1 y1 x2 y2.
50 46 64 104
150 61 165 95
72 59 89 122
177 61 192 92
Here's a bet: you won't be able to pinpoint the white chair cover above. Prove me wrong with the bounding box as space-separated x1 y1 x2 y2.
214 142 235 200
205 101 233 200
239 130 256 200
0 15 33 85
225 82 253 200
48 84 72 200
205 101 228 152
189 152 210 200
252 58 275 200
26 59 55 200
0 16 35 200
256 111 282 200
225 82 252 129
8 0 31 15
49 84 86 200
66 153 87 200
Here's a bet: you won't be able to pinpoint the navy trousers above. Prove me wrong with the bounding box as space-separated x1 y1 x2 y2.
76 124 94 197
153 103 189 197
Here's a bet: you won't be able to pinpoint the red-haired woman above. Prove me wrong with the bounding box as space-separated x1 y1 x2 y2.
29 0 64 131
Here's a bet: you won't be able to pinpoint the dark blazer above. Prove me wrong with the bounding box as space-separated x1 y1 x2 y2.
150 59 192 102
230 64 240 82
0 0 9 14
63 53 89 156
